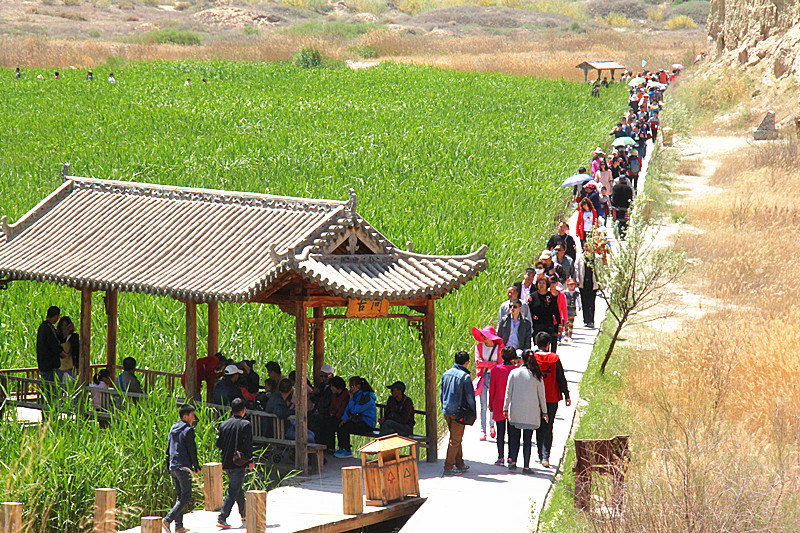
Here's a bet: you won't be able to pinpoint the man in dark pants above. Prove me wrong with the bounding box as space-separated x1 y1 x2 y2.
532 332 571 468
163 404 200 533
575 254 597 329
36 306 66 383
216 397 254 530
611 177 634 240
379 381 415 437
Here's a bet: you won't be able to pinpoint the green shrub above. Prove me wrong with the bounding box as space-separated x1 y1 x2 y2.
670 0 709 24
603 12 634 26
349 45 378 59
587 0 646 19
665 14 697 29
138 28 203 45
287 20 379 38
647 5 666 21
283 0 330 12
349 0 388 14
294 47 323 68
88 29 102 38
398 0 425 14
530 0 585 19
242 25 261 36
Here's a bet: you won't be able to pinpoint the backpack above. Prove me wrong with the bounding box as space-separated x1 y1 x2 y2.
628 157 641 174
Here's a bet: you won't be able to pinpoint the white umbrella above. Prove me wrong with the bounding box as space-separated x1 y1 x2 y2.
561 173 593 188
671 63 685 70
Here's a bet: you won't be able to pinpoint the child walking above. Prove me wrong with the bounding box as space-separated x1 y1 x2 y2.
563 278 582 342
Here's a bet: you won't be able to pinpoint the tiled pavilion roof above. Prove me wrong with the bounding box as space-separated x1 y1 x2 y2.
0 172 487 302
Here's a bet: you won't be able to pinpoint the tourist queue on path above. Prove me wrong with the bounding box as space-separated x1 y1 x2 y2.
31 66 673 530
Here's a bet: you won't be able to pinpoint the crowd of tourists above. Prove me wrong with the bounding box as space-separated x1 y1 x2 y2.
438 69 672 476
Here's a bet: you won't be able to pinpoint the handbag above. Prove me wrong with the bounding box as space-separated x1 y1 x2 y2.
455 405 477 426
231 423 250 467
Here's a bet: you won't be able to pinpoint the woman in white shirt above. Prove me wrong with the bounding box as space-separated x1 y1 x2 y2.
503 350 548 473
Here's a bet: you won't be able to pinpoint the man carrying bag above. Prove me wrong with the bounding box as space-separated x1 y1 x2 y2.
440 350 477 476
216 398 255 530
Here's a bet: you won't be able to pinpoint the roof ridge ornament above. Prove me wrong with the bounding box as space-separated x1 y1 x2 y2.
61 163 71 182
1 216 13 240
269 243 281 263
347 188 357 220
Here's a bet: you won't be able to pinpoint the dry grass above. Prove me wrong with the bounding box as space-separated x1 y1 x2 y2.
591 142 800 530
675 157 701 176
0 28 703 80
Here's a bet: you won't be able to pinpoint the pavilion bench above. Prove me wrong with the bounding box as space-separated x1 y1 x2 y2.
373 403 431 461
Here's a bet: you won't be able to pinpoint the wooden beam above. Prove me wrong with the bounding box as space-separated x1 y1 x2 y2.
79 288 92 386
312 307 325 386
105 290 118 377
308 313 423 324
295 303 309 473
421 298 438 463
208 301 219 358
259 294 432 309
185 301 198 402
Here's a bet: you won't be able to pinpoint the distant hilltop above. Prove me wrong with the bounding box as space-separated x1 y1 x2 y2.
708 0 800 79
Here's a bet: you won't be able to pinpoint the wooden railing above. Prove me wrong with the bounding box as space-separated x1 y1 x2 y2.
0 365 183 395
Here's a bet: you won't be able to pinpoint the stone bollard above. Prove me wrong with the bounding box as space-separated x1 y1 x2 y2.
93 488 116 533
342 466 364 515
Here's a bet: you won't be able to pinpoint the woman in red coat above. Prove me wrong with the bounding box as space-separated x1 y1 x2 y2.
472 325 504 441
488 346 519 466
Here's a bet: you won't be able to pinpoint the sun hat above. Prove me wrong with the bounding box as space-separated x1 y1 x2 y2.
224 364 244 376
583 181 597 189
592 147 605 155
472 325 504 345
320 364 335 375
386 381 406 393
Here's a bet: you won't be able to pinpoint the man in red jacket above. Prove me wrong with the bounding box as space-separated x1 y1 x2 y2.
181 352 228 401
533 331 571 468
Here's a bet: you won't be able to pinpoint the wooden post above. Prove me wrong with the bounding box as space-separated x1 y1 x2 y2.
93 488 116 533
202 463 223 511
208 301 219 358
342 466 364 515
421 298 438 463
245 490 267 533
105 290 118 377
294 303 309 473
1 502 22 533
185 301 198 402
140 516 161 533
312 307 324 385
79 288 92 386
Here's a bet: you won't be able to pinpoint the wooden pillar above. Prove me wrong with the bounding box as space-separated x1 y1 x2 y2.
140 517 161 533
421 298 438 463
93 488 116 533
342 466 364 515
245 490 267 533
202 463 223 511
208 301 219 358
294 303 309 473
185 301 198 402
312 307 324 385
1 502 22 533
105 290 118 376
79 288 92 386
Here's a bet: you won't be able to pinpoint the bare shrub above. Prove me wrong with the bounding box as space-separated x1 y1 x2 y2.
675 158 701 176
586 0 647 20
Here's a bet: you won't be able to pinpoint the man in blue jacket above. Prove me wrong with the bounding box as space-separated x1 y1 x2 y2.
163 404 201 533
440 351 476 475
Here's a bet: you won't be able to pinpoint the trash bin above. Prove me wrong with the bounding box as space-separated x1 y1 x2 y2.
662 127 674 147
359 435 420 506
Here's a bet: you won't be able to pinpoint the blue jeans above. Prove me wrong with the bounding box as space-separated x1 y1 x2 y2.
165 468 193 528
220 468 246 521
479 371 494 434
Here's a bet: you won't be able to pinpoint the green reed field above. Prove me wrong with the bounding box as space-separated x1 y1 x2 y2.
0 61 623 530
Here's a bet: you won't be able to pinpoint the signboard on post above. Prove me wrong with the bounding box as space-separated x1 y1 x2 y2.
346 298 389 318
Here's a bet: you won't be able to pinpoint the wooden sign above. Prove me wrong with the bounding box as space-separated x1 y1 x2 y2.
346 299 389 318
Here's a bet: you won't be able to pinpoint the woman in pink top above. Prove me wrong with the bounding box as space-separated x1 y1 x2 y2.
549 277 568 353
489 346 519 466
472 325 504 441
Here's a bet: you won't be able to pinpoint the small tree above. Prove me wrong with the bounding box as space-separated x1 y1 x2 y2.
586 196 686 374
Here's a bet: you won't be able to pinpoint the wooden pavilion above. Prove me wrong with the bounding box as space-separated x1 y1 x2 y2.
0 166 487 472
575 61 626 83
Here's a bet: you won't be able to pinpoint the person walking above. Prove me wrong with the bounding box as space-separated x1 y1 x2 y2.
546 221 577 261
471 325 504 441
497 285 531 328
440 350 476 475
497 299 533 351
36 306 66 384
503 350 547 474
533 332 571 468
575 252 599 328
528 277 561 340
488 346 517 466
576 198 599 249
216 398 254 530
163 404 201 533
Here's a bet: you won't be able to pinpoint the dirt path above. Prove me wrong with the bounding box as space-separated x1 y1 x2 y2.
635 134 750 335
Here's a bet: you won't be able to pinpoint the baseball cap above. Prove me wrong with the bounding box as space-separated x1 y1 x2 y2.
224 364 244 376
320 364 335 375
386 381 406 393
